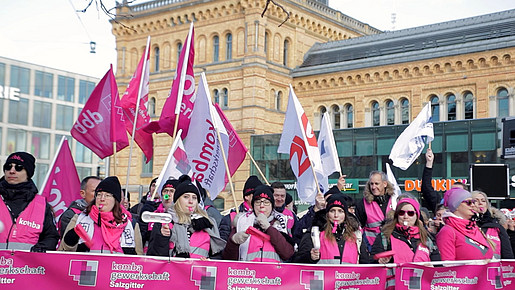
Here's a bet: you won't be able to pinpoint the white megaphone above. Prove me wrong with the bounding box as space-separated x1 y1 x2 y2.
311 226 320 250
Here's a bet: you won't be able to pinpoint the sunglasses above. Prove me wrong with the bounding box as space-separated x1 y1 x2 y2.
462 199 476 206
3 163 24 172
398 210 416 217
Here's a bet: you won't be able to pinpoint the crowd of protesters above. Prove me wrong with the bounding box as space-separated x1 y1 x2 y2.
1 150 514 277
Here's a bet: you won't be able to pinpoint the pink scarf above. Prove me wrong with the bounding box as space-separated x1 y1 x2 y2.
89 205 130 253
444 216 489 248
395 224 420 240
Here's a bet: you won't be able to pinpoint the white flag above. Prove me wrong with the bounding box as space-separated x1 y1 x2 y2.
319 112 341 177
184 73 229 199
389 103 434 170
385 163 402 210
152 129 192 197
278 85 325 203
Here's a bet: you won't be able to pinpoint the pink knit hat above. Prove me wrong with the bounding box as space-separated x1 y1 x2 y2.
443 188 472 212
397 198 420 218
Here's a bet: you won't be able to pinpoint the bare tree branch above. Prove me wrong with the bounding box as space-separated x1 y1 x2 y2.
76 0 135 32
261 0 290 27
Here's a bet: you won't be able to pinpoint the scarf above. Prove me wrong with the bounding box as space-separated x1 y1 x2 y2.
89 205 129 253
395 224 420 240
444 214 489 248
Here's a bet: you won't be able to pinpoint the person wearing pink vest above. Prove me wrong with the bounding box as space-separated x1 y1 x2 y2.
60 176 143 254
0 152 59 251
437 188 495 261
294 194 369 264
146 179 226 258
223 185 294 262
472 191 514 259
271 182 296 237
355 171 395 250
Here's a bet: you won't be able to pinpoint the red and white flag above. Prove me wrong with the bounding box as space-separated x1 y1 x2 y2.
144 23 195 139
71 65 129 159
184 73 229 199
121 36 153 161
214 103 248 180
39 137 81 223
277 85 324 203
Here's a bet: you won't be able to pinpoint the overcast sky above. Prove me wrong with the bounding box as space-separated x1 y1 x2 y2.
1 0 515 77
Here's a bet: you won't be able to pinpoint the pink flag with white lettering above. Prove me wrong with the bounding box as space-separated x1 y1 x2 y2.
40 138 81 223
143 23 195 139
71 65 129 159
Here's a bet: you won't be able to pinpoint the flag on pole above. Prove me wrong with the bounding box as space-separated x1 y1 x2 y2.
385 163 402 210
389 103 434 170
121 36 153 161
71 65 129 159
144 23 195 139
39 137 81 223
278 85 325 203
184 73 229 199
214 103 248 179
319 112 341 177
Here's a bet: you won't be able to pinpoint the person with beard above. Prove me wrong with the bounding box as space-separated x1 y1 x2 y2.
472 191 514 259
437 188 494 260
222 185 294 262
294 194 369 264
0 152 59 251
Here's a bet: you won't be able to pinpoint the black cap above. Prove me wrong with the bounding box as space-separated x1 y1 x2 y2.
95 176 122 202
326 194 347 212
243 175 263 197
173 181 200 203
4 152 36 179
252 185 274 206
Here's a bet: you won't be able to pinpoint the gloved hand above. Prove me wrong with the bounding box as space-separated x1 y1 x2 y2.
191 213 213 231
256 213 270 231
231 231 250 244
30 245 46 253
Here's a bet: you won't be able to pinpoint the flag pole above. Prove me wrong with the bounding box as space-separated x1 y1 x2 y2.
112 142 117 176
246 151 270 185
172 22 194 140
125 36 151 200
40 136 66 195
150 129 182 200
216 127 238 210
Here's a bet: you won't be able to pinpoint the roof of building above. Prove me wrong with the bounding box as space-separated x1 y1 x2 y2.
293 9 515 77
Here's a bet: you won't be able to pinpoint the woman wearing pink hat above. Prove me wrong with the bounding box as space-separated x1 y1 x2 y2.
436 188 494 260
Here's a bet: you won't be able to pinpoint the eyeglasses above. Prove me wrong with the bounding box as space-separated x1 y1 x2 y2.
398 210 416 217
255 200 271 206
462 199 476 206
95 192 114 199
3 163 24 172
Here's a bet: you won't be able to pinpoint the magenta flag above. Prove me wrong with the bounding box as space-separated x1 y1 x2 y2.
214 103 248 178
121 38 153 161
143 23 195 139
40 138 81 223
71 65 129 159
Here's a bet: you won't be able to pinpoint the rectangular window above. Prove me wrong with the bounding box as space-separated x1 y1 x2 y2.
76 166 92 181
56 104 74 131
34 71 53 98
8 98 29 125
79 80 95 104
6 128 27 154
10 65 30 94
0 98 3 122
141 155 153 177
0 62 5 86
33 100 52 128
58 75 75 102
75 142 92 163
54 134 71 154
31 132 50 160
34 164 49 189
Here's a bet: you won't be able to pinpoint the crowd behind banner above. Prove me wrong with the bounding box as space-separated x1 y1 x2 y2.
2 150 515 289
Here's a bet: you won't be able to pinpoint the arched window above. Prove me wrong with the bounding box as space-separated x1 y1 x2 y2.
177 42 182 64
213 36 219 62
275 91 282 111
264 32 269 60
154 47 160 72
447 94 456 120
222 88 228 108
283 39 289 66
372 101 380 126
386 100 394 125
331 105 340 128
346 104 353 128
400 98 410 124
213 89 219 104
319 106 327 128
431 96 440 122
226 33 232 60
148 97 156 116
464 91 474 119
497 88 509 118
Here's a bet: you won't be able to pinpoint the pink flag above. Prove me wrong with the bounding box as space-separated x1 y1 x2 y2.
71 65 129 159
40 138 81 223
121 37 153 161
214 103 248 178
143 23 195 139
